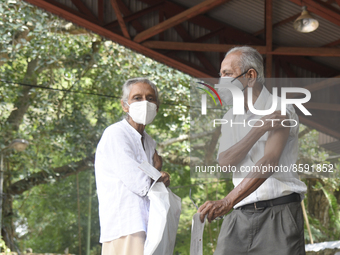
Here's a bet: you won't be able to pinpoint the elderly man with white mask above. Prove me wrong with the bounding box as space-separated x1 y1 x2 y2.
95 78 170 255
198 46 307 255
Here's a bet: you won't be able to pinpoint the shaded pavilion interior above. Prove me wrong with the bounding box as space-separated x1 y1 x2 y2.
24 0 340 151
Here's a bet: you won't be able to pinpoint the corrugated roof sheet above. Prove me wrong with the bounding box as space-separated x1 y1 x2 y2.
311 56 340 70
172 0 340 47
207 0 264 34
38 0 340 71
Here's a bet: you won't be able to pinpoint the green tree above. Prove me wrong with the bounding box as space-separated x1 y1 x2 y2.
297 126 340 243
1 1 339 254
0 0 196 252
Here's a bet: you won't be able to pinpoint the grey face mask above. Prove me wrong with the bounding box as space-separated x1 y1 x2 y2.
216 73 248 106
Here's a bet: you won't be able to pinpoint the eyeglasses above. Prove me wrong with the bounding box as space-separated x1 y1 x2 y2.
189 188 224 221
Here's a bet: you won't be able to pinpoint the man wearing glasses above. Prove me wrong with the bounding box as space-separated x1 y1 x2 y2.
198 46 307 255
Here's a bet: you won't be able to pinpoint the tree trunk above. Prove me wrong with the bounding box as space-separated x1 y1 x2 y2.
2 162 17 252
2 194 16 251
307 179 330 227
6 58 38 132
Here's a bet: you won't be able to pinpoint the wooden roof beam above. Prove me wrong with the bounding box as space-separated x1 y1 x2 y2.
110 0 130 39
70 0 97 21
23 0 211 78
194 27 226 43
277 56 339 77
279 60 303 88
142 41 340 56
161 0 339 75
115 0 144 33
158 1 264 45
26 0 340 79
162 10 217 73
307 0 340 19
143 41 267 53
323 38 340 47
280 60 298 78
171 37 217 74
159 9 165 41
299 115 340 140
273 46 340 56
253 13 300 37
164 27 227 55
305 102 340 112
43 0 100 24
302 76 340 93
104 2 164 30
137 0 336 76
288 75 340 98
290 0 340 27
98 0 104 24
265 0 273 78
133 0 233 43
169 55 218 77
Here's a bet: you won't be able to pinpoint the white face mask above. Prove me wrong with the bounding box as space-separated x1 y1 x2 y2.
126 101 157 125
216 77 248 106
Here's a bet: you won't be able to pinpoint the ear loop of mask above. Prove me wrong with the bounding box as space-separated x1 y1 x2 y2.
231 68 258 91
231 69 249 91
124 101 132 119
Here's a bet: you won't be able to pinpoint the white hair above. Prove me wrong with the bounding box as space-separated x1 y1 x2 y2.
121 77 160 106
226 46 265 84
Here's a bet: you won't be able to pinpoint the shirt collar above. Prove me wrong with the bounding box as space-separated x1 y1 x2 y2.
122 118 146 139
247 85 271 114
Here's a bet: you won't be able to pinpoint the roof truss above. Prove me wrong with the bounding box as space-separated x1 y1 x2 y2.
23 0 340 140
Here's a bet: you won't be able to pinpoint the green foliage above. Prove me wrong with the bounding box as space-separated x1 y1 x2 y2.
298 125 340 243
14 171 98 253
0 238 11 252
1 1 340 254
0 0 193 253
317 181 340 239
172 179 234 255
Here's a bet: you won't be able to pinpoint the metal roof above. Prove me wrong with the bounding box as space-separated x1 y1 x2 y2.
23 0 340 142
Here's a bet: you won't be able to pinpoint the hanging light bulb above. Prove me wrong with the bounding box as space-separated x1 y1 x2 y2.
293 6 319 33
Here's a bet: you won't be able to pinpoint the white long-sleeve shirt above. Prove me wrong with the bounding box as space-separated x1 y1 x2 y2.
95 119 156 243
217 85 307 208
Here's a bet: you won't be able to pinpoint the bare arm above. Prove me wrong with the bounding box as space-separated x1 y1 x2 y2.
224 127 290 206
218 111 286 168
198 126 290 222
218 126 266 167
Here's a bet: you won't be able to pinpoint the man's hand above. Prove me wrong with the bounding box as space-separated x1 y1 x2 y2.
259 111 288 131
157 171 170 187
198 198 233 223
153 150 162 171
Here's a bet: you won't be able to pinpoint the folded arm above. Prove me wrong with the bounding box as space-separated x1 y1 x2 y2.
199 124 290 222
218 111 286 168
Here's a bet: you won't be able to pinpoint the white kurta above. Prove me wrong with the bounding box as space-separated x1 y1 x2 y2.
95 119 156 243
217 85 307 208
